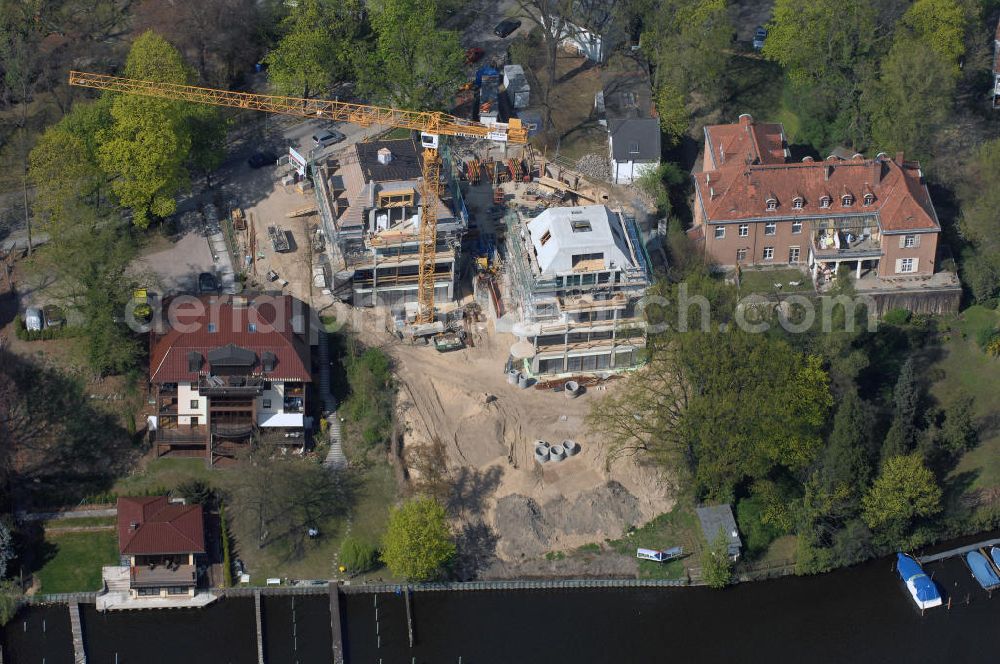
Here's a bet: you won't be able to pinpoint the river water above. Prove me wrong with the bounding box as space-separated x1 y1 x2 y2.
6 551 1000 663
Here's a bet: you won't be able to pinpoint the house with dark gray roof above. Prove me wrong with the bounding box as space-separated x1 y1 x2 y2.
696 504 742 561
596 54 660 184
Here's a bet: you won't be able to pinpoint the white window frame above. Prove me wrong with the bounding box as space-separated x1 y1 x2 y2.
764 222 777 236
820 196 831 208
863 194 874 206
766 199 777 211
842 195 853 207
792 198 803 209
896 257 918 274
738 224 749 237
763 246 774 261
714 226 725 240
903 234 916 248
788 246 800 264
791 221 802 234
736 248 747 262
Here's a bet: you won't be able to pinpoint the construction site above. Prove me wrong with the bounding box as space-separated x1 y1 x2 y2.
54 68 668 576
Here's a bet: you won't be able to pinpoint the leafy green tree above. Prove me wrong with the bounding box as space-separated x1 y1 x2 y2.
0 521 12 578
654 80 688 149
340 536 378 572
265 0 360 98
358 0 464 110
865 37 954 161
881 358 920 462
186 104 228 188
33 205 142 375
920 393 978 467
960 139 1000 257
861 453 942 542
764 0 880 149
98 31 194 228
0 580 20 626
700 529 733 588
381 497 455 581
822 389 877 492
590 327 832 501
899 0 973 69
642 0 732 101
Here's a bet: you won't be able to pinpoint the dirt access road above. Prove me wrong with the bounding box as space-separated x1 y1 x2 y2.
330 302 673 578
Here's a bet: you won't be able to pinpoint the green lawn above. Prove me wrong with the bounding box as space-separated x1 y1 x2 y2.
933 307 1000 491
737 268 813 294
42 516 116 530
113 458 218 496
237 462 398 584
608 503 702 580
36 531 119 594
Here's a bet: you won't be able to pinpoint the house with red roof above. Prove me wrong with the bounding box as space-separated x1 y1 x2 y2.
116 496 206 599
690 114 946 290
149 294 312 465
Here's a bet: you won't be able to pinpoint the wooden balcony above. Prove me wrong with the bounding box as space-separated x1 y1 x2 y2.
131 563 196 589
197 375 265 397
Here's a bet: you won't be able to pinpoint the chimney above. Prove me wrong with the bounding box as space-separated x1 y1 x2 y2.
738 113 753 127
709 186 716 199
377 147 393 165
895 151 905 166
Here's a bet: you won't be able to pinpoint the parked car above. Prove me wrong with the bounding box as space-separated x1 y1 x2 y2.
494 18 521 38
752 26 767 51
312 130 345 148
42 304 65 328
198 272 218 293
247 150 278 168
23 307 43 331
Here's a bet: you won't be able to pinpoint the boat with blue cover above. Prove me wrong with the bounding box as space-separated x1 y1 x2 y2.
966 550 1000 591
990 546 1000 572
896 552 942 609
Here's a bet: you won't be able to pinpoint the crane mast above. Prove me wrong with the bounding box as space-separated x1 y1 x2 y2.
68 70 527 325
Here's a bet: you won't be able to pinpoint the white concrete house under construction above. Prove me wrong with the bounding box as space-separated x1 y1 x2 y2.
505 205 650 376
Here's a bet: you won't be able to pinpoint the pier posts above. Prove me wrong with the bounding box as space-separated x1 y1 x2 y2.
405 585 414 647
254 589 265 664
329 582 345 664
68 601 86 664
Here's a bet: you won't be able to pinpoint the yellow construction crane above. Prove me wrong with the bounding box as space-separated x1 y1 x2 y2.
68 70 529 324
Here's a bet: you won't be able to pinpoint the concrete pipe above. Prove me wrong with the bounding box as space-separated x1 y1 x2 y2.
564 380 581 398
562 439 579 456
549 445 566 462
535 447 550 464
507 370 520 385
517 374 530 389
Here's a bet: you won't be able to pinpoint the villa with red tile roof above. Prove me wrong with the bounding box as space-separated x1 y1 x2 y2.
689 114 949 292
116 496 206 599
149 294 312 465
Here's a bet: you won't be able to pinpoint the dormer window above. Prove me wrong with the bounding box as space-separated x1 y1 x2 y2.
842 194 854 207
863 193 874 206
765 197 777 211
820 196 831 208
792 197 804 210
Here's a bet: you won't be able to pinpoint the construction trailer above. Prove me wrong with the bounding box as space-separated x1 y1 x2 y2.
504 205 651 377
314 138 470 309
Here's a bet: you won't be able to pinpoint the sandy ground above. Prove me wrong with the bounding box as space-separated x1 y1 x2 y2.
328 298 673 578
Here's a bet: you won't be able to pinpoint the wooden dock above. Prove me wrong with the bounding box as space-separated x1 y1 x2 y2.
405 585 414 647
253 589 265 664
329 582 344 664
68 601 86 664
918 538 1000 564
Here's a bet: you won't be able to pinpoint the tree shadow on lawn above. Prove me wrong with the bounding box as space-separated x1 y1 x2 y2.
2 351 138 509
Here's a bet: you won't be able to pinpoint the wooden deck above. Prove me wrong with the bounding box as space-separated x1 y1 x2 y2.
918 538 1000 564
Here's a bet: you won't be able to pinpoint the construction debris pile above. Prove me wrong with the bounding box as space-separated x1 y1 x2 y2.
574 153 612 181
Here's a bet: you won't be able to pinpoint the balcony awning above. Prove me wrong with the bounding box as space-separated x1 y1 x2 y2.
257 413 304 428
812 214 879 230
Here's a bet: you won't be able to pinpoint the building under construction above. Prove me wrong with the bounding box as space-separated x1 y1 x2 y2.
504 204 651 376
314 137 469 308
